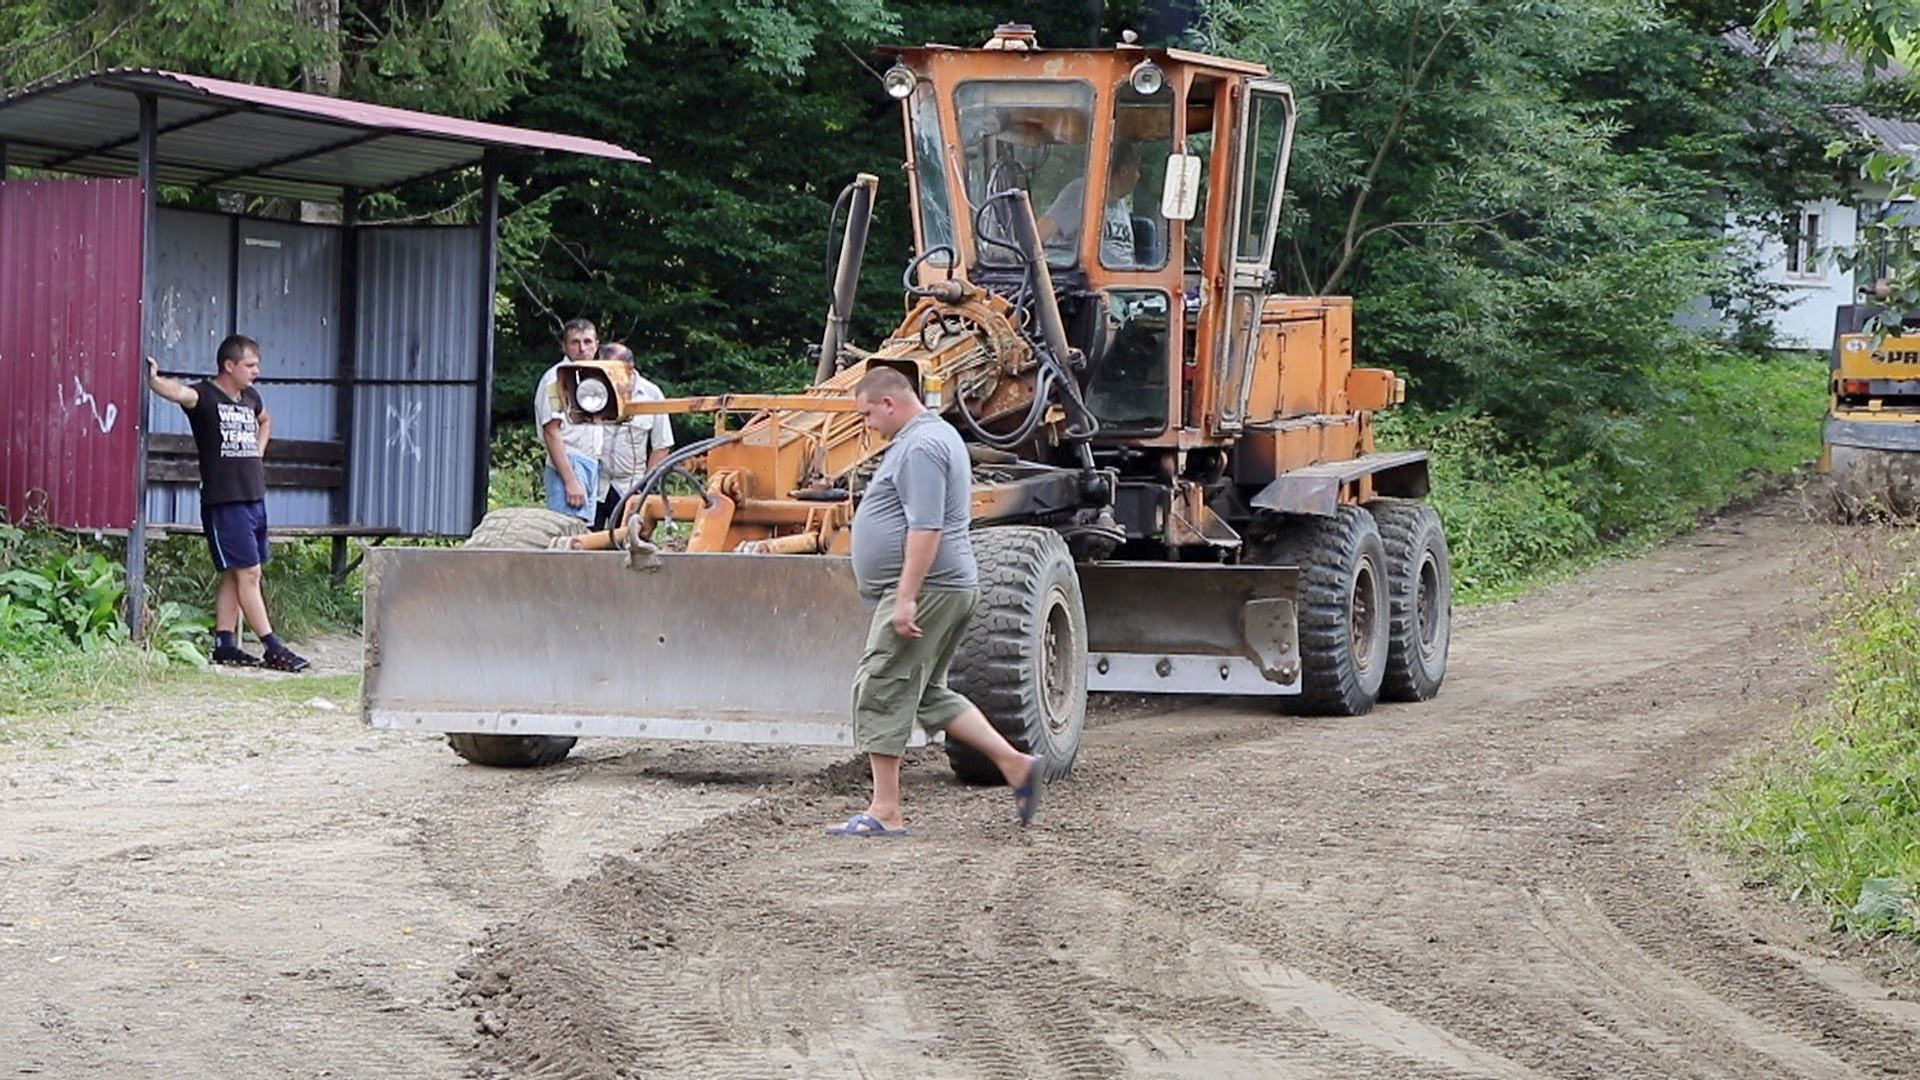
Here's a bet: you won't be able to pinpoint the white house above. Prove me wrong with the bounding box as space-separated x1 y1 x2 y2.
1738 195 1860 349
1705 33 1920 350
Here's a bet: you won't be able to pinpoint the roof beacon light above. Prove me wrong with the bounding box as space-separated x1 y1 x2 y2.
883 63 917 100
1129 59 1166 96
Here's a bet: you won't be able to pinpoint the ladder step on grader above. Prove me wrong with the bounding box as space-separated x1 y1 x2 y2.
361 25 1454 781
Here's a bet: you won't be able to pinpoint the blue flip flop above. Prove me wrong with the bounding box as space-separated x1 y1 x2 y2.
825 812 910 838
1011 755 1042 826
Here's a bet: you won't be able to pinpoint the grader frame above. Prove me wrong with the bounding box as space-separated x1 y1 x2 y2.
362 26 1454 778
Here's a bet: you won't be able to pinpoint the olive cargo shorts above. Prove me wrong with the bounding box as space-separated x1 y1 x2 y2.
852 587 981 756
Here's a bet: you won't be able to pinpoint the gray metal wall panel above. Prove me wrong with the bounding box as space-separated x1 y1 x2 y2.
349 385 477 534
146 378 337 444
253 383 337 442
351 225 483 535
356 227 480 381
146 209 231 372
147 484 331 529
236 219 340 381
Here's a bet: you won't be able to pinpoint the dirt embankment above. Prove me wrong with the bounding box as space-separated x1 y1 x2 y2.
4 496 1917 1078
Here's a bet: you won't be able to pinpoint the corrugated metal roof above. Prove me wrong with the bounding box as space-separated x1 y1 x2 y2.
1721 28 1920 155
0 69 645 201
1838 107 1920 154
0 178 143 529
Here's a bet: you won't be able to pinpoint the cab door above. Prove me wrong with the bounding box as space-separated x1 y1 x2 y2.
1210 80 1295 435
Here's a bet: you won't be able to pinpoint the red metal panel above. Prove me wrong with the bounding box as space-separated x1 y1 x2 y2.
0 179 145 529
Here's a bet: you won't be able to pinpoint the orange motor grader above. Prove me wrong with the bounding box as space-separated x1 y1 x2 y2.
361 25 1453 779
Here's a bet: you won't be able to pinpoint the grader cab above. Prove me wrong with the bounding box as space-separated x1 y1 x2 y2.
362 26 1454 778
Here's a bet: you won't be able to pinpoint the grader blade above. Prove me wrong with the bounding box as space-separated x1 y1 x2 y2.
1077 562 1303 695
360 548 934 747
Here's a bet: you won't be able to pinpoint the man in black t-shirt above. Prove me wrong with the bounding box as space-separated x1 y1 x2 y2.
148 334 309 672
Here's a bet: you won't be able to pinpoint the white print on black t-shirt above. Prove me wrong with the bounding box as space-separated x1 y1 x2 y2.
218 401 261 458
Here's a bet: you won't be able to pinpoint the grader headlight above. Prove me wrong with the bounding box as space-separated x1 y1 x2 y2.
574 374 612 414
883 63 917 100
1128 59 1166 96
557 360 630 422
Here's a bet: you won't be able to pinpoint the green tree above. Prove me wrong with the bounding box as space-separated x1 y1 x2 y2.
489 2 1107 413
1202 0 1853 464
0 1 892 113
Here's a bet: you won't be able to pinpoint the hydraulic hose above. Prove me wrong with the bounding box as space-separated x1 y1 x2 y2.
604 433 742 547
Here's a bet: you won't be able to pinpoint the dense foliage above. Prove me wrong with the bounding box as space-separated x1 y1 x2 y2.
0 2 1859 430
0 1 1863 604
1205 0 1853 464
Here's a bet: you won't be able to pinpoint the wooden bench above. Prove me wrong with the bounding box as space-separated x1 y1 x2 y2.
145 433 345 489
143 435 404 581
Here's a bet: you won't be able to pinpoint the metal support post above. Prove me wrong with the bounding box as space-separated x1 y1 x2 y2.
472 152 502 527
128 94 158 640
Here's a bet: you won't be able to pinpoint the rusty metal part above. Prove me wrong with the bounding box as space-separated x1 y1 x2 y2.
969 468 1087 524
1078 562 1301 693
737 531 828 555
1249 450 1431 517
621 393 863 418
1165 480 1240 548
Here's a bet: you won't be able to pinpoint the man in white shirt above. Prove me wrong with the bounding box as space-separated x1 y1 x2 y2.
1037 141 1143 268
594 341 675 529
535 319 608 521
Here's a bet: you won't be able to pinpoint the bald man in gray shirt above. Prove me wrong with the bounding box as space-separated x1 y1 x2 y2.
826 366 1040 837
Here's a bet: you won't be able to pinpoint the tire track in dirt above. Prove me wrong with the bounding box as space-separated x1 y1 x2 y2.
453 497 1919 1078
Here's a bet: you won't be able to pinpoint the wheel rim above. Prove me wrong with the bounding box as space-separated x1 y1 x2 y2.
1415 548 1442 660
1350 556 1379 672
1040 586 1077 734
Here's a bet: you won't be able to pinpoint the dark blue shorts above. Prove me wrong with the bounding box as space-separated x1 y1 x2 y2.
203 500 269 571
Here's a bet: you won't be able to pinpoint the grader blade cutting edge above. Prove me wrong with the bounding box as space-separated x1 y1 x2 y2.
360 547 932 747
1077 563 1303 696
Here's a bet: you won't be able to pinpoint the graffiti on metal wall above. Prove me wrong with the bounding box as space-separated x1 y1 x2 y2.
55 374 120 434
387 398 423 462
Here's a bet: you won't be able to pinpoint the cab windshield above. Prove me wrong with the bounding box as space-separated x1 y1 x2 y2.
954 80 1095 268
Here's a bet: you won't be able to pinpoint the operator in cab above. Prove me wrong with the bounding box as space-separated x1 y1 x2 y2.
1037 141 1142 267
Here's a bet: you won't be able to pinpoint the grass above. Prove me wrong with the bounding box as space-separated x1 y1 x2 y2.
1381 349 1827 603
0 517 365 732
1712 531 1920 941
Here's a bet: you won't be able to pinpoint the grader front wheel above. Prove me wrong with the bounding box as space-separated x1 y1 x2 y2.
440 508 586 768
1259 506 1391 716
945 527 1089 785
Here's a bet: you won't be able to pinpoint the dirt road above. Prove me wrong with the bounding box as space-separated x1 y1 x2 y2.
4 496 1917 1078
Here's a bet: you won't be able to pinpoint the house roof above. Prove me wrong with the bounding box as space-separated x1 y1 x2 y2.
1724 28 1920 155
0 69 645 201
1838 107 1920 154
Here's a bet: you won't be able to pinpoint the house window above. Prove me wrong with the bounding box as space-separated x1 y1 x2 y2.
1786 211 1822 276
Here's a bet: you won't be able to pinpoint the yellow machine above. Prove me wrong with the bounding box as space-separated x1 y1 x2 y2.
361 26 1454 777
1825 306 1920 518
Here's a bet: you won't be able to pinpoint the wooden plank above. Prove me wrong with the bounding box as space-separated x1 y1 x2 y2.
87 523 403 539
147 433 345 463
146 460 344 488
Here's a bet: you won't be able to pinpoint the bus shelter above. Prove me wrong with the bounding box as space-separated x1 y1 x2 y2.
0 69 643 634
